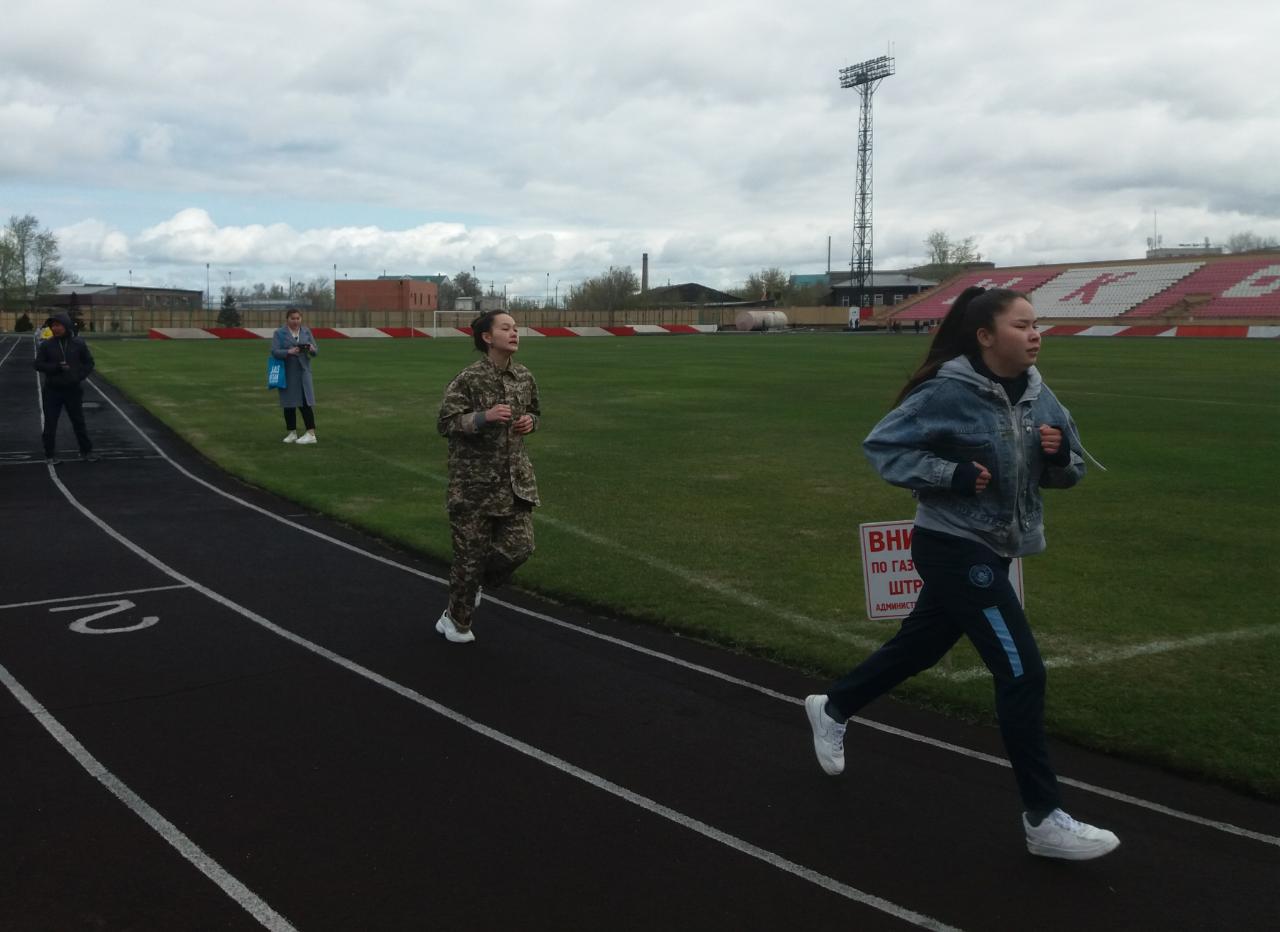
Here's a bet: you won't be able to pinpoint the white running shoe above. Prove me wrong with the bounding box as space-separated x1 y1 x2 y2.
474 586 483 608
296 432 317 445
1024 809 1120 860
435 611 475 644
805 694 846 775
282 431 298 443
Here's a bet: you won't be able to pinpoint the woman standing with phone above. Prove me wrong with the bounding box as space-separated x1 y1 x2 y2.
271 307 319 444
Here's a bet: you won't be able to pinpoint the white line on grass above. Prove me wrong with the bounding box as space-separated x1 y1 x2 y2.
42 465 962 932
1069 389 1278 410
85 378 1280 849
939 625 1280 682
0 655 298 931
0 584 190 612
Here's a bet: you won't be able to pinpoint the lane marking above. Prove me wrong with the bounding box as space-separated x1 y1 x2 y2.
479 594 1280 849
83 378 1280 848
0 660 297 931
0 336 21 367
0 585 189 612
42 464 962 932
50 599 160 635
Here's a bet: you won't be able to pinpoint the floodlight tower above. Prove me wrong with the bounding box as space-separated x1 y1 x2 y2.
839 55 895 315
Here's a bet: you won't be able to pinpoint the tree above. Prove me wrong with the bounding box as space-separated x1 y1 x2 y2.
2 214 69 312
1225 231 1280 254
566 266 640 312
924 230 952 266
733 267 789 302
302 276 334 310
924 230 981 266
454 271 482 298
217 288 242 327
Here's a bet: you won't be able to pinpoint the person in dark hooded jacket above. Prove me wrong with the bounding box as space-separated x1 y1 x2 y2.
33 312 98 464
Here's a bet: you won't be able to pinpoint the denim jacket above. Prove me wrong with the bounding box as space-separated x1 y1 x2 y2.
862 356 1086 558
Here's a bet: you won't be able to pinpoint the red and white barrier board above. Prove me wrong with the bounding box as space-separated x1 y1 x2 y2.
149 324 718 340
1037 325 1280 339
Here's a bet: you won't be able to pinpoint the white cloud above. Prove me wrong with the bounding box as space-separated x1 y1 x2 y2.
5 0 1280 294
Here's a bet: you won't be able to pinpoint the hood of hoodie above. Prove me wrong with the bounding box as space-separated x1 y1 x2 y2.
51 312 75 334
936 355 1042 404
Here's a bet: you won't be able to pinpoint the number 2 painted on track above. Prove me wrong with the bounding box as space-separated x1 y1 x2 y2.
49 600 159 634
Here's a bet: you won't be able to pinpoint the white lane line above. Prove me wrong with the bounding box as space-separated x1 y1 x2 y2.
482 594 1280 849
43 466 961 932
0 337 20 367
0 584 190 612
0 658 297 931
85 378 1280 849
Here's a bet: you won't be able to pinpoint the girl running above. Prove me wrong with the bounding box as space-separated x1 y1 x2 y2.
434 311 540 643
805 286 1119 860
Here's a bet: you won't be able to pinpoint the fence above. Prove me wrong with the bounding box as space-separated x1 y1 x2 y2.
0 305 862 334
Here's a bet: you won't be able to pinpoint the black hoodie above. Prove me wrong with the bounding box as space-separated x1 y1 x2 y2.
34 312 95 390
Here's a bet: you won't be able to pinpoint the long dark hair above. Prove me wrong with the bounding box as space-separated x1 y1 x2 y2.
893 286 1027 405
470 310 512 352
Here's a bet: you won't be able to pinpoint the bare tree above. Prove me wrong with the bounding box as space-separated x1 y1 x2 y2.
735 267 789 302
924 230 981 265
566 266 640 312
3 214 69 311
925 230 953 265
0 232 16 312
1225 231 1280 254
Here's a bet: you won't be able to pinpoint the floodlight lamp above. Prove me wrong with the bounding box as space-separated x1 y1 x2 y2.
839 55 895 88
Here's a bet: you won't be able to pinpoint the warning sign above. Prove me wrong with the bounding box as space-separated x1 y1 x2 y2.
859 520 1024 620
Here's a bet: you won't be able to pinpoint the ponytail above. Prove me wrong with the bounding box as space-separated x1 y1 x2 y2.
893 286 1026 405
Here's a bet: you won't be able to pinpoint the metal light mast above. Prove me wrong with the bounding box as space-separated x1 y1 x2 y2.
839 55 895 317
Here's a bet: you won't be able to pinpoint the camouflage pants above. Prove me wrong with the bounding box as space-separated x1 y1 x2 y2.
447 504 535 631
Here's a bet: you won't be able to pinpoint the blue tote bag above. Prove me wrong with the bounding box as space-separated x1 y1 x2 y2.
266 355 287 390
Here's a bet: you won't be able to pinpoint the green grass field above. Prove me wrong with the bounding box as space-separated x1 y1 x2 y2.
89 333 1280 798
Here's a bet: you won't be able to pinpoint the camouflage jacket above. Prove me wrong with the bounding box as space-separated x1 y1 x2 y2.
437 357 541 514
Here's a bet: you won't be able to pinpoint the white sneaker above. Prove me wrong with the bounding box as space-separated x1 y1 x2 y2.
282 431 298 443
296 432 317 445
435 611 475 644
474 586 483 608
805 694 846 775
1024 809 1120 860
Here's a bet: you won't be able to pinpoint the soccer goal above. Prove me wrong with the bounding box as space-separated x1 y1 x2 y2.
431 310 476 339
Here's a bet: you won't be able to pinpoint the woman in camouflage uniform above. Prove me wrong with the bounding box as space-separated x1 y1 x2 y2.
434 311 540 643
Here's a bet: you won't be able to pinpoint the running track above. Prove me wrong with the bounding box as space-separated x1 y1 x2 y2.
2 335 1277 931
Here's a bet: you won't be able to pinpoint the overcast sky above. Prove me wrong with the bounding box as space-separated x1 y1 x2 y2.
3 0 1278 298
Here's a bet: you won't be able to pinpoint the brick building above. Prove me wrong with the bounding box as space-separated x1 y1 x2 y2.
336 276 439 314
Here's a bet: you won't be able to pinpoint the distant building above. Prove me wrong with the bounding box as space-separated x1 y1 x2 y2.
1146 246 1224 259
644 282 758 306
337 276 439 313
39 283 203 313
826 271 937 308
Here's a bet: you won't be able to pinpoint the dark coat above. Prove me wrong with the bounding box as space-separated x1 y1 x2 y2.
34 312 95 390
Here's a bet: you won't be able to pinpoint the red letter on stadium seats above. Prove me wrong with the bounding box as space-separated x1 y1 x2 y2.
1060 271 1136 304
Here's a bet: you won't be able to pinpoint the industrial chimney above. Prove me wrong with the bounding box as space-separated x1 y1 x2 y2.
641 253 649 293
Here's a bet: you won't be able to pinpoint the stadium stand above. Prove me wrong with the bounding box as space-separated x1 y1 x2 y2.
892 268 1068 321
1123 256 1280 319
1027 263 1202 318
